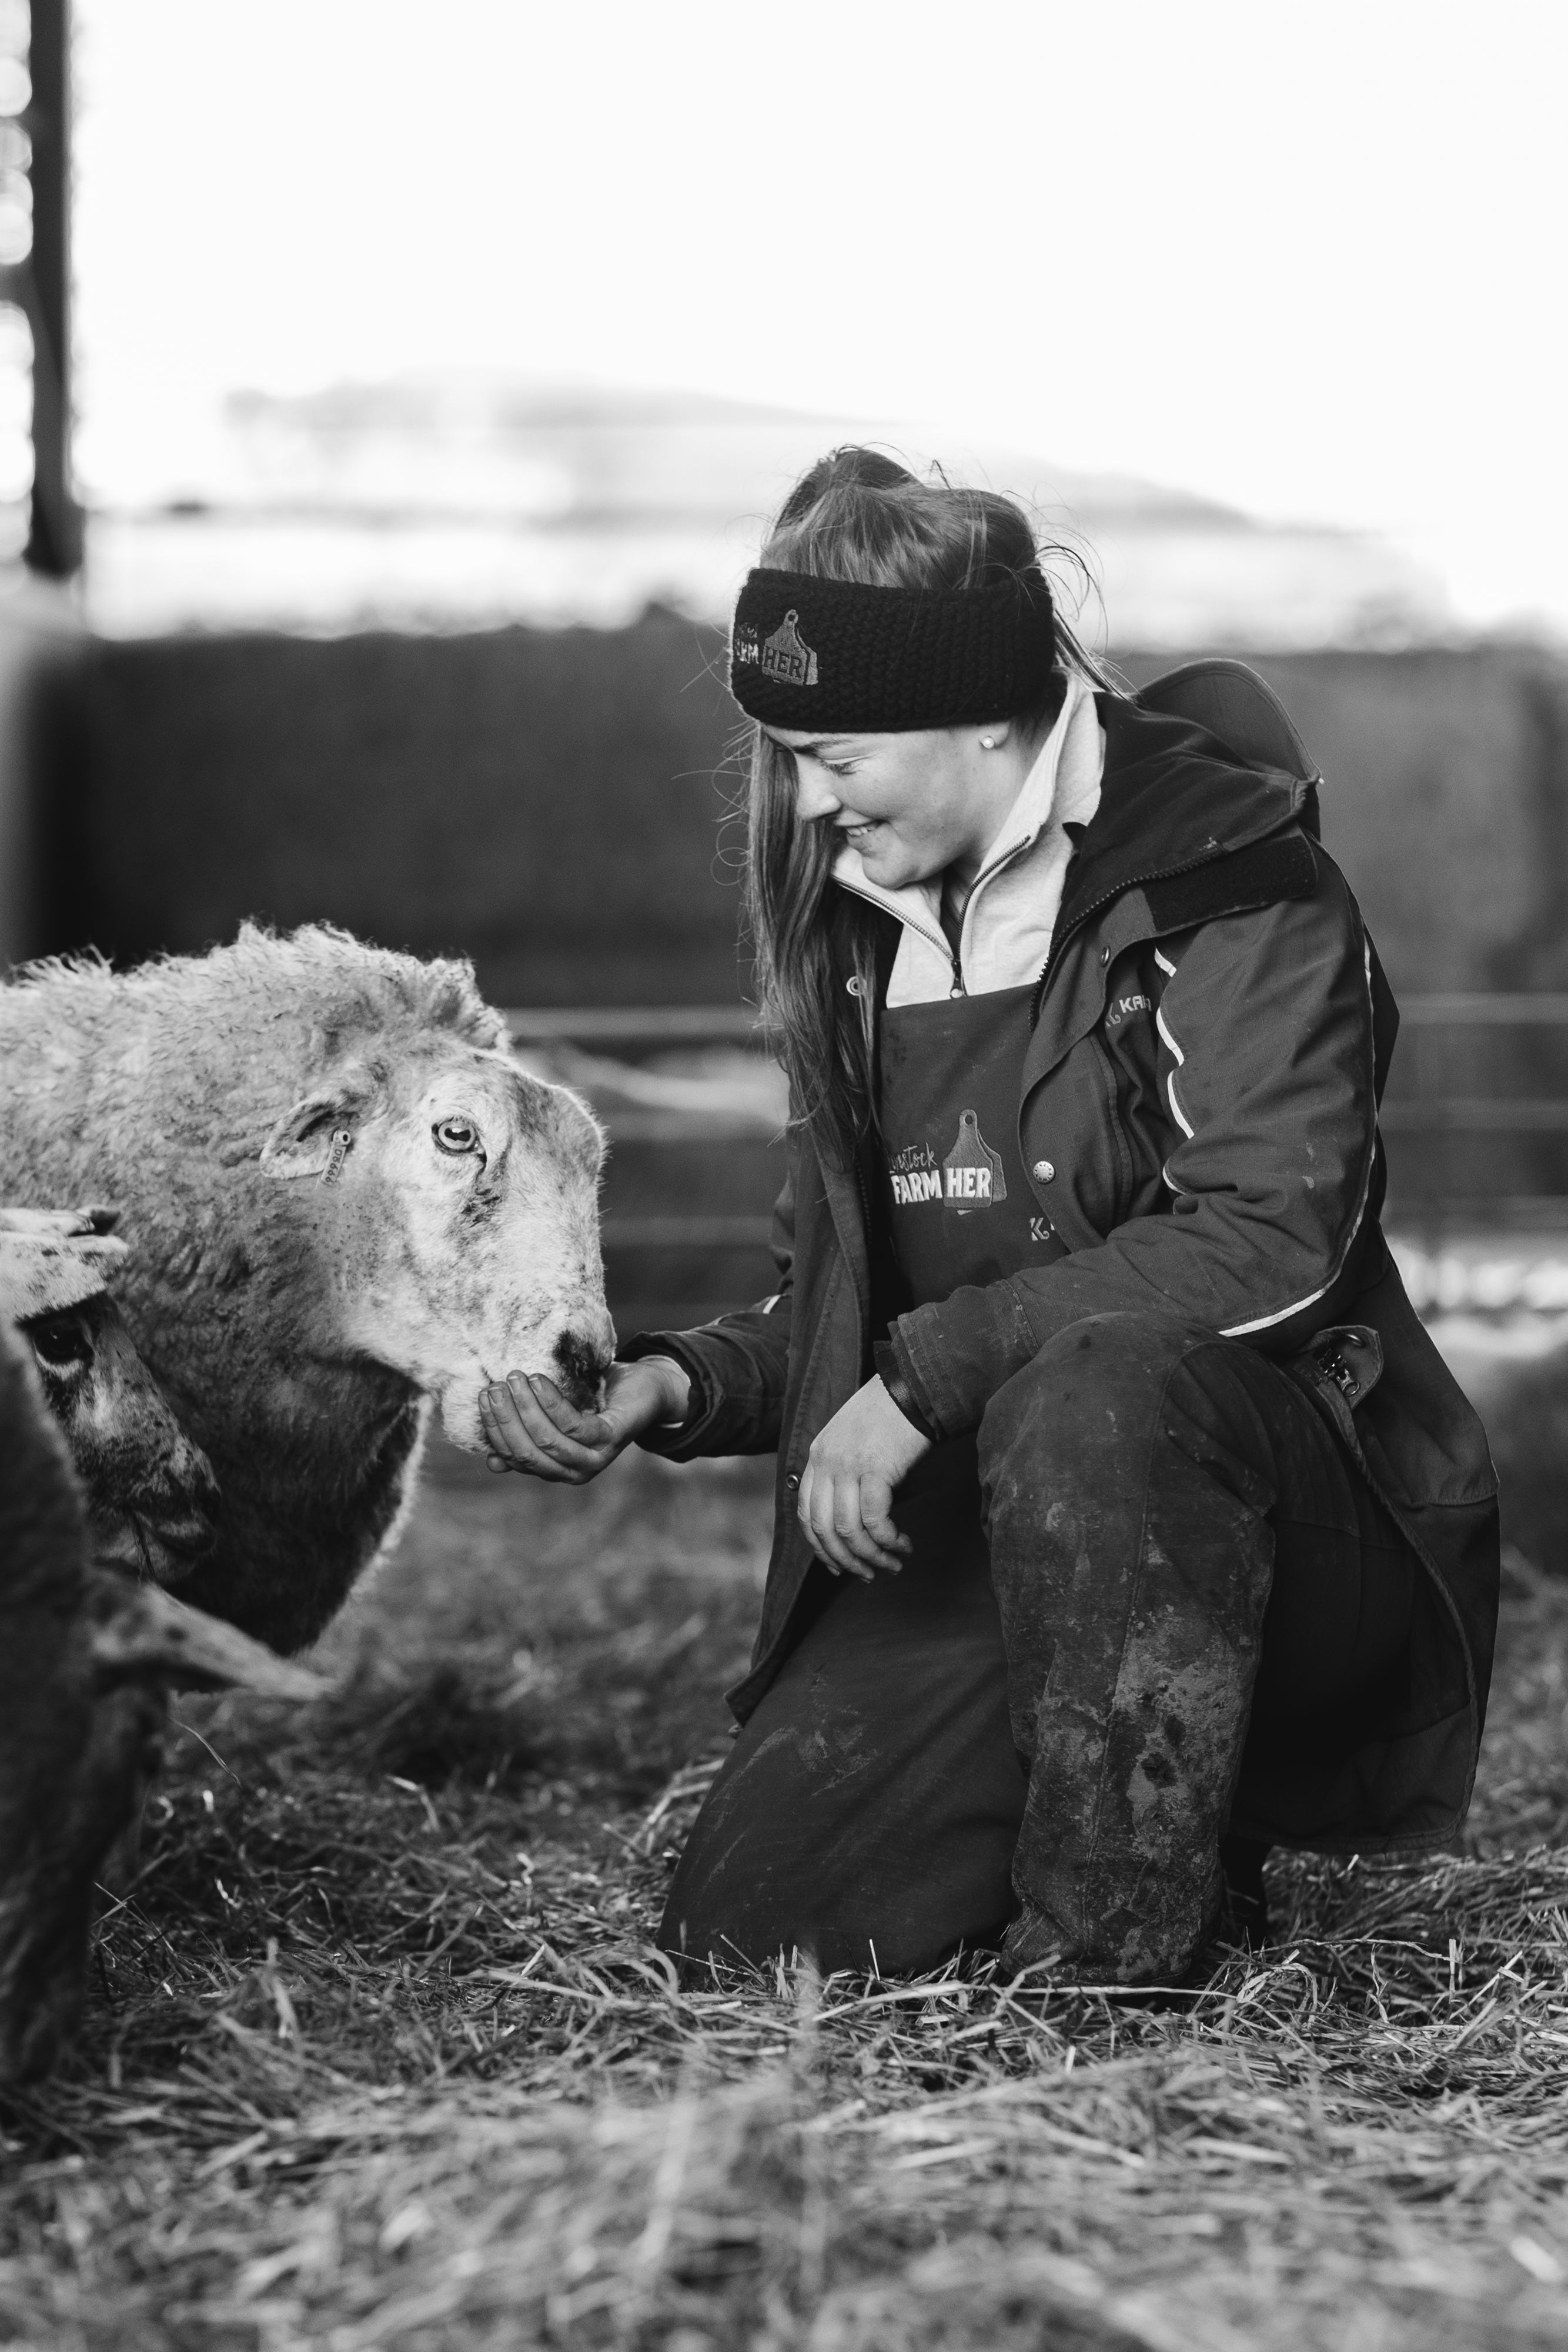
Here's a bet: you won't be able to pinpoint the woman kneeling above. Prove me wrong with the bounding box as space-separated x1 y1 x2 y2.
482 449 1499 1987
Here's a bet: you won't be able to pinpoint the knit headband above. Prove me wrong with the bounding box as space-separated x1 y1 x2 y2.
728 566 1057 733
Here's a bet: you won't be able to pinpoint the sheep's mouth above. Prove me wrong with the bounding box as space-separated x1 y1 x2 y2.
148 1516 219 1562
555 1367 606 1415
93 1509 219 1585
553 1330 611 1415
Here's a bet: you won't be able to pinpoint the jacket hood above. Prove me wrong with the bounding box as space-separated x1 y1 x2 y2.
1052 695 1316 953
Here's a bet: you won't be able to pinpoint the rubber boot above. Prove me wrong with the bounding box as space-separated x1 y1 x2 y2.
981 1314 1280 1984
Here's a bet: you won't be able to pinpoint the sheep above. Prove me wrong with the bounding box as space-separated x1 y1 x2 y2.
0 1208 220 1583
0 926 613 1655
0 1317 320 2084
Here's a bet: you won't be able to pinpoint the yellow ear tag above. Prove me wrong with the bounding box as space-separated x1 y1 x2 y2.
320 1129 353 1185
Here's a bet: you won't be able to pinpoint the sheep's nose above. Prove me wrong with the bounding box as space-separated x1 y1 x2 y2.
153 1453 221 1534
553 1328 611 1413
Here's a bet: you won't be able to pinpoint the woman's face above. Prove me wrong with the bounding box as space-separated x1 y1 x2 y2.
765 724 1026 892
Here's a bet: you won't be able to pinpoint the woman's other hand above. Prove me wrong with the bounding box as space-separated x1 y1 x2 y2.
479 1355 690 1485
798 1375 929 1580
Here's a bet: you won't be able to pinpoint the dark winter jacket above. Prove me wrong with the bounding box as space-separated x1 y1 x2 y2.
627 694 1500 1853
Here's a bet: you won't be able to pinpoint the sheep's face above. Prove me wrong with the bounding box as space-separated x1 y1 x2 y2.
262 1045 614 1448
23 1296 222 1586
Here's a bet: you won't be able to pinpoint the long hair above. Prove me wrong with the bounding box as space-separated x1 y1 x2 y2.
743 447 1115 1170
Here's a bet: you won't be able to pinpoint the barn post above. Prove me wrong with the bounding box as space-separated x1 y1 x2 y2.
21 0 82 579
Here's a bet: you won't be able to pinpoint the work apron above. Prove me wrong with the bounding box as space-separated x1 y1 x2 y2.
660 990 1042 1975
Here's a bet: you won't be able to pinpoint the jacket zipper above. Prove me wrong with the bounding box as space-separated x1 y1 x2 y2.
954 834 1034 994
839 831 1034 1001
837 877 965 995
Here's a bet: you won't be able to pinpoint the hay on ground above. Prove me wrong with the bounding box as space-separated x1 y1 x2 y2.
2 1460 1567 2349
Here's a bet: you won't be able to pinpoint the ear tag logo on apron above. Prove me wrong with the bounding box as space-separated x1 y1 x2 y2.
943 1109 1007 1215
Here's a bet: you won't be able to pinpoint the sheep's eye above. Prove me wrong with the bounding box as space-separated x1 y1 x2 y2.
28 1312 92 1369
433 1115 481 1157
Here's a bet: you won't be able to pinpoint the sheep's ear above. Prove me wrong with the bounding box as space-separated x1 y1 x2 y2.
259 1089 362 1180
86 1576 326 1700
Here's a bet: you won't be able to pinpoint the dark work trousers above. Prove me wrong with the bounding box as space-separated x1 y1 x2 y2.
659 1312 1416 1981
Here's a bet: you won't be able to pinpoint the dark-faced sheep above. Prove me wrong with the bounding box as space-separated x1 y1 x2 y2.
0 1318 320 2084
0 926 613 1654
0 1209 220 1583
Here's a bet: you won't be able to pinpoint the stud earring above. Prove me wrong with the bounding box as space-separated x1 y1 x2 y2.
979 734 998 750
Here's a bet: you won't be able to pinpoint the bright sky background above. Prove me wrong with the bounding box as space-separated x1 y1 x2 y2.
71 0 1568 635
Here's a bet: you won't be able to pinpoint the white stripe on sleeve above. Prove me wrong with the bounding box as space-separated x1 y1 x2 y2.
1156 1005 1195 1138
1219 940 1378 1338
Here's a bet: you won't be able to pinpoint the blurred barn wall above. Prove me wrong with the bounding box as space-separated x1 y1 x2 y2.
32 612 743 1006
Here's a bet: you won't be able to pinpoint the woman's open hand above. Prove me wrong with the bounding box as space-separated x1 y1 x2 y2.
798 1375 930 1580
479 1356 690 1485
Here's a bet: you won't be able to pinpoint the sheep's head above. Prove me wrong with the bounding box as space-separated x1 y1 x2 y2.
260 1042 613 1449
1 1217 222 1586
24 1295 222 1585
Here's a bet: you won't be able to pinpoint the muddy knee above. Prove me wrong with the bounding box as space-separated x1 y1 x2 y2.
979 1311 1216 1486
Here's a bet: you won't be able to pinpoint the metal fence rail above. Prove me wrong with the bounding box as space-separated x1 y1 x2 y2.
1384 995 1568 1134
506 1006 759 1048
1380 1101 1568 1131
1399 996 1568 1023
599 1214 774 1249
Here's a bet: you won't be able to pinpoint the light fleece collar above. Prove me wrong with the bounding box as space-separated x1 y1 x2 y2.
832 670 1106 1005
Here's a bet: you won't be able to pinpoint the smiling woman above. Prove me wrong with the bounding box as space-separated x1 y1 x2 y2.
738 459 1108 1164
482 447 1500 1993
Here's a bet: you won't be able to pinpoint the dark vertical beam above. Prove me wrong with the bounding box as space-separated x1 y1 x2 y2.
23 0 82 577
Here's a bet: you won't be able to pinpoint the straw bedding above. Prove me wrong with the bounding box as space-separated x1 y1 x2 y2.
3 1444 1567 2349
